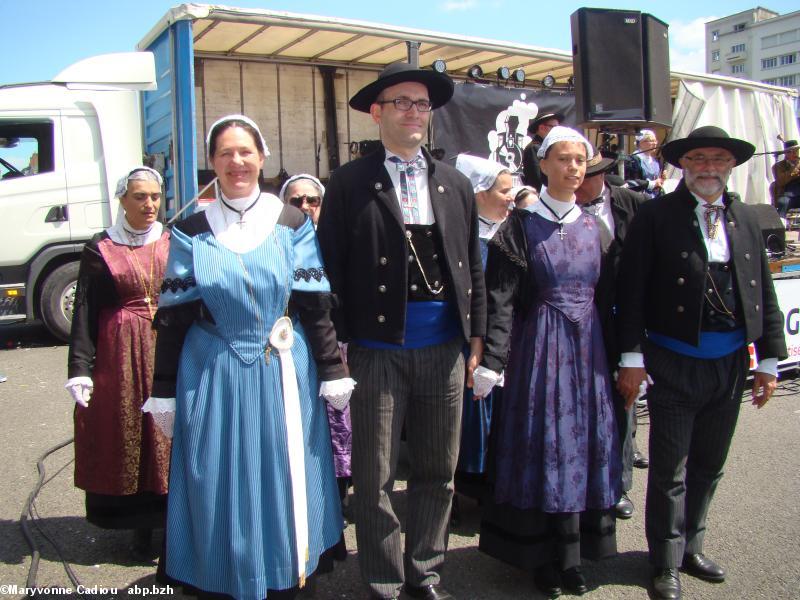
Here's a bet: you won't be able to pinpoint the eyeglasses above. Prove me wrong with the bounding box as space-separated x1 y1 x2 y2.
288 194 321 207
376 98 433 112
682 155 734 166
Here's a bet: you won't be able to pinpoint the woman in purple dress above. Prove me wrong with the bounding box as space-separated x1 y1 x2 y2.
472 127 621 598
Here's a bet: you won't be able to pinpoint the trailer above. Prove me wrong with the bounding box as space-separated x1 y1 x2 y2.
136 3 798 215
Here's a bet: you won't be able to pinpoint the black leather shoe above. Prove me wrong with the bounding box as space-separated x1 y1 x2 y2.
533 564 561 598
652 568 681 599
633 451 649 469
615 493 634 519
681 553 725 582
561 567 588 595
402 584 455 600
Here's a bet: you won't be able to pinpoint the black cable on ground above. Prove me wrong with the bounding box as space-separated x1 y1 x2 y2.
20 437 88 596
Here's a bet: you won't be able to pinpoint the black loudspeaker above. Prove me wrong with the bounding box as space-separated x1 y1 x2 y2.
570 8 672 129
642 14 672 127
751 204 786 255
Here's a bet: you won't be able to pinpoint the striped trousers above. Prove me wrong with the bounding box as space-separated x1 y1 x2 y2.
348 338 465 599
643 341 749 568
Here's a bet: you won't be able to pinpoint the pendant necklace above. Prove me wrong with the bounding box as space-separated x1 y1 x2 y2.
539 198 577 240
220 194 260 227
124 229 158 318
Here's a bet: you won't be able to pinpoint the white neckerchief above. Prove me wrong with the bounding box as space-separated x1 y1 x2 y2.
478 214 505 240
205 186 284 254
530 189 582 224
582 185 616 237
106 208 164 247
691 192 730 263
383 149 434 225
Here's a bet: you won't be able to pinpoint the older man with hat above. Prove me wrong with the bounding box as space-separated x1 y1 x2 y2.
771 138 800 217
316 62 486 600
521 112 563 191
615 126 787 599
575 150 648 521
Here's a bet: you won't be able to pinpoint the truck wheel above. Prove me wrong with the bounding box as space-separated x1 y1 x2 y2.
40 262 80 342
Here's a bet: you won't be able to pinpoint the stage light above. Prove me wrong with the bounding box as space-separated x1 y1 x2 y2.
431 59 447 74
511 69 526 84
541 74 556 88
467 64 483 80
496 66 511 81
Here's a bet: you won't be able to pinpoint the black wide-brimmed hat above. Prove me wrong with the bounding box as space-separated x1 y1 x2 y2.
349 62 454 113
584 149 616 176
661 126 755 167
779 139 799 153
527 112 565 135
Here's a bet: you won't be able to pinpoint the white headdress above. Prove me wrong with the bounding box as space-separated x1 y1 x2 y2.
278 174 326 203
114 166 163 199
455 154 509 193
206 114 270 158
537 126 594 159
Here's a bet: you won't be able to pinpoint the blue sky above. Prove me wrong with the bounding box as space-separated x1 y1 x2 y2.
1 1 798 85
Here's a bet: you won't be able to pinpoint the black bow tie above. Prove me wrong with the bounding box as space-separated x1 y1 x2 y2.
587 196 604 207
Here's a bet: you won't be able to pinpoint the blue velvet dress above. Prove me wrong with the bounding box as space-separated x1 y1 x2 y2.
479 210 620 571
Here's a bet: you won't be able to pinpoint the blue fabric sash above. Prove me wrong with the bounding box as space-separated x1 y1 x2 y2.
355 301 460 349
648 329 746 359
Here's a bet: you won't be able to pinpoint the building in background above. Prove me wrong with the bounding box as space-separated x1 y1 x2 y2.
706 8 800 118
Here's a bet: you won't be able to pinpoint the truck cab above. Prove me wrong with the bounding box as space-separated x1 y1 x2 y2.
0 53 155 340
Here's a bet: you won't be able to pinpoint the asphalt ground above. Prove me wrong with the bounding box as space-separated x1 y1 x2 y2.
0 322 798 600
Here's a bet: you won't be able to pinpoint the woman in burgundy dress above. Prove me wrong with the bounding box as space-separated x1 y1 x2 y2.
65 167 171 560
473 128 621 598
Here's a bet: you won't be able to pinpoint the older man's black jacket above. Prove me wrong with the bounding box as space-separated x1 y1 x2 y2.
616 180 787 361
316 146 487 345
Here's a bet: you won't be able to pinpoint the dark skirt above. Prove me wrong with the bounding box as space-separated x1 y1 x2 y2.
85 491 166 530
479 496 617 571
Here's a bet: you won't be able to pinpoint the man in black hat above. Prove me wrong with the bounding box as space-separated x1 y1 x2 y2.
316 62 486 600
574 150 648 522
771 139 800 217
615 126 787 600
521 112 563 191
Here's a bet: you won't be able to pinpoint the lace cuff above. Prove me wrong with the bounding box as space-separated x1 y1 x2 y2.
473 366 501 398
320 377 356 411
142 396 176 438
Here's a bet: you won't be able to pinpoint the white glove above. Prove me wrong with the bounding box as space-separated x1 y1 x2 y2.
320 377 356 411
65 376 93 407
472 366 501 399
142 397 176 438
637 375 654 401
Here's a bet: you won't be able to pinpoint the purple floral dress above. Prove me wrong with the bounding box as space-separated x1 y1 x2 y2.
492 212 620 513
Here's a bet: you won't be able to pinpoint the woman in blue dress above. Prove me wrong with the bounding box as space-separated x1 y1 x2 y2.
451 154 512 513
148 115 353 600
472 127 621 598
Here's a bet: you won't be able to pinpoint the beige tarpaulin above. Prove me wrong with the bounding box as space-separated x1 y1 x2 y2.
666 79 800 205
